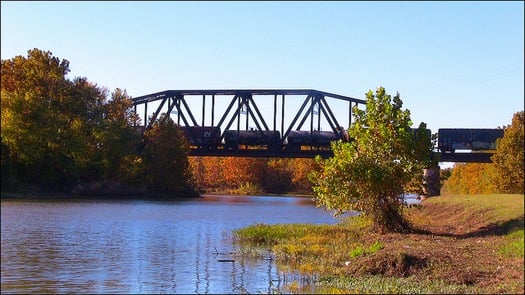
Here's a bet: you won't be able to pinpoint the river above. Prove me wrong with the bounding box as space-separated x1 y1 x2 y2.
1 195 341 294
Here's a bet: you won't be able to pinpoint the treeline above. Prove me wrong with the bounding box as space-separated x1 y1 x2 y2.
1 49 196 196
1 48 319 197
189 157 317 195
5 49 520 198
442 111 524 195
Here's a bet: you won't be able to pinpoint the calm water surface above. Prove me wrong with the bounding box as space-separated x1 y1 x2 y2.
1 195 340 294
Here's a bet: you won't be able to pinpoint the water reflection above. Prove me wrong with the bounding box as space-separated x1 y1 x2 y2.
1 195 338 294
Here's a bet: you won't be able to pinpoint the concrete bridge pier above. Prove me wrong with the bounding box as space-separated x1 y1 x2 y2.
423 167 441 197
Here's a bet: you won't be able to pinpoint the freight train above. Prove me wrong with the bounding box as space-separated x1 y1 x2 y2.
437 128 504 153
140 125 435 153
176 126 348 151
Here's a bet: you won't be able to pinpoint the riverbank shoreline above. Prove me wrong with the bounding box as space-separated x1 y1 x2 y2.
1 186 313 201
0 188 201 201
202 191 313 198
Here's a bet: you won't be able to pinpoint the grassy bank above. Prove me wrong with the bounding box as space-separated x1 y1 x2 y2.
233 194 524 294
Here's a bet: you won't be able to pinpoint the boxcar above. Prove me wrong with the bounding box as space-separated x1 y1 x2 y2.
438 128 504 153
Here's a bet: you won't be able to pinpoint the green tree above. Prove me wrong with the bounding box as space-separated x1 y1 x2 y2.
95 88 142 181
310 87 433 233
1 48 142 190
1 48 91 187
1 141 13 189
143 114 197 195
491 111 524 194
66 77 109 181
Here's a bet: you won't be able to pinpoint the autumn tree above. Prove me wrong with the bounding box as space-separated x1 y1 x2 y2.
262 158 293 193
1 48 148 192
290 158 318 194
491 111 524 194
189 156 225 191
441 163 496 195
188 157 319 194
310 87 433 233
221 157 266 193
143 114 197 195
1 49 107 187
95 88 142 182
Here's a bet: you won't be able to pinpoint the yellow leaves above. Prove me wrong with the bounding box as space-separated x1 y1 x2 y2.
491 111 524 194
188 156 317 194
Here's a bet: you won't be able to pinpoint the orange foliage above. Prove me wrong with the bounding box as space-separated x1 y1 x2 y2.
221 157 266 187
188 156 318 194
441 163 496 195
290 158 318 194
189 156 224 190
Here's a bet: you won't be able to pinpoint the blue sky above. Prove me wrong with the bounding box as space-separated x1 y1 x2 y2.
2 1 523 134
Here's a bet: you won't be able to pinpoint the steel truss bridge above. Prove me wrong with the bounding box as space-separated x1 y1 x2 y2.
132 89 498 163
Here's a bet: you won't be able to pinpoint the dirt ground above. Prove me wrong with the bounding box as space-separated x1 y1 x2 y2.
344 201 525 293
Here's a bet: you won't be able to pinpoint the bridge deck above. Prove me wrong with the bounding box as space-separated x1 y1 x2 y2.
187 146 495 163
189 148 333 159
438 152 494 163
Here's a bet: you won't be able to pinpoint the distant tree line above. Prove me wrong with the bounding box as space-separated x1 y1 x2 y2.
442 111 524 195
1 49 196 196
189 157 318 195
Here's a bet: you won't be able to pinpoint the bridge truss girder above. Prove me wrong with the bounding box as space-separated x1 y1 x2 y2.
132 89 365 158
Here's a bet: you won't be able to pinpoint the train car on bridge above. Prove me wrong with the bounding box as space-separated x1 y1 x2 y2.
438 128 504 153
285 130 345 152
224 130 281 151
179 126 221 149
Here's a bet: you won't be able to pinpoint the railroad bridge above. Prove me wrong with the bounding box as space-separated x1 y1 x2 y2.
132 89 502 163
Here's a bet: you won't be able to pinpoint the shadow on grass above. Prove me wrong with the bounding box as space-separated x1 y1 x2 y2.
413 216 524 239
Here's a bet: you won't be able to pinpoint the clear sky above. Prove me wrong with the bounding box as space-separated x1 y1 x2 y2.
2 1 524 134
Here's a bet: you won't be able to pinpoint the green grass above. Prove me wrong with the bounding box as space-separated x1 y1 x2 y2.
348 241 383 258
233 222 357 276
499 228 524 258
315 275 483 294
233 215 380 276
425 194 524 225
233 223 331 245
428 194 524 259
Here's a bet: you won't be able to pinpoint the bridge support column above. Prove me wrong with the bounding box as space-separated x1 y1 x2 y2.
423 167 440 197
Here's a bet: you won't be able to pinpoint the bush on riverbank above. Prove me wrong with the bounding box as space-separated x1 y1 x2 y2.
233 194 524 294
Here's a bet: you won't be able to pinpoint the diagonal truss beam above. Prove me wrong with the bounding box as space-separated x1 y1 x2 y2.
281 95 312 145
133 89 366 148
